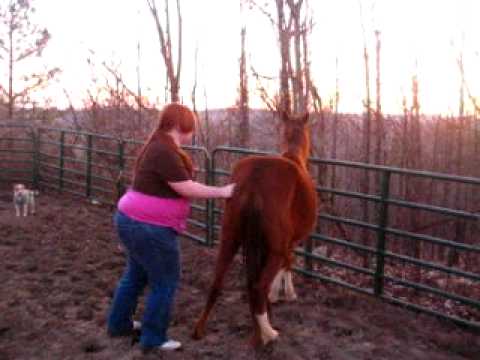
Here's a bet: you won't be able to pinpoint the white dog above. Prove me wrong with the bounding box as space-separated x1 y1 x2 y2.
13 184 38 217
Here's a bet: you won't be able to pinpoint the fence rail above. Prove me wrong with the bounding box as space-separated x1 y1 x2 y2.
1 124 479 332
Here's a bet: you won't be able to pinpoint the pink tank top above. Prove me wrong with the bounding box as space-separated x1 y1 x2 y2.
118 189 190 234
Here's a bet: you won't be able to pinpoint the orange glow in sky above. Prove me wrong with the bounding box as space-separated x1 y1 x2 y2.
25 0 480 115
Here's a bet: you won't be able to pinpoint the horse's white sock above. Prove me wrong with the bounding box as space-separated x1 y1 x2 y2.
268 269 284 303
284 271 297 301
29 193 35 214
255 312 279 344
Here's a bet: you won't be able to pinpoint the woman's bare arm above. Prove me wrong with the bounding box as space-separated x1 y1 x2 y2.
168 180 235 199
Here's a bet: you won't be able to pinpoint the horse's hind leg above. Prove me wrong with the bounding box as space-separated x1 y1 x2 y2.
249 254 283 346
268 268 284 303
269 267 297 302
281 250 298 301
192 232 240 340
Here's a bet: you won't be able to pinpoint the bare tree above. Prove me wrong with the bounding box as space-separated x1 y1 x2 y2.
406 70 423 276
0 0 60 119
374 30 384 176
286 0 305 113
70 53 157 140
331 57 340 205
237 0 249 147
202 88 210 150
275 0 292 115
146 0 182 102
359 1 372 267
191 44 199 145
302 3 312 114
136 40 143 126
450 51 466 267
248 0 311 117
400 95 409 195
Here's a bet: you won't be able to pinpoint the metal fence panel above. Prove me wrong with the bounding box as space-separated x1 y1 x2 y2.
212 147 480 331
1 126 479 331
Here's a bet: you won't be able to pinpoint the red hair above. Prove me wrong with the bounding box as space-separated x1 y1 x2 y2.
158 103 196 133
133 103 196 182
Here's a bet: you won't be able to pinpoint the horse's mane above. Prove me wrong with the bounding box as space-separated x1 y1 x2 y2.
281 115 310 169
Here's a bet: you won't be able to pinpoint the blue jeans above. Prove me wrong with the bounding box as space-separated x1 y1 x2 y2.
107 211 180 348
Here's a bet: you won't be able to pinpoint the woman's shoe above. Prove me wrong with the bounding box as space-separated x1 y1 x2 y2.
160 340 182 350
141 339 182 353
108 320 141 338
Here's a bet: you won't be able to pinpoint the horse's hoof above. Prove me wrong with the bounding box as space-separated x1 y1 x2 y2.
261 329 279 345
268 294 280 303
192 327 204 340
284 293 298 302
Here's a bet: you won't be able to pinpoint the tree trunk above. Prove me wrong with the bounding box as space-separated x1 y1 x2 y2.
374 30 383 192
408 73 422 283
191 45 199 145
287 0 305 113
147 0 182 103
361 43 372 269
302 15 312 114
428 118 440 260
276 0 291 114
450 59 465 267
8 17 14 119
238 16 249 147
331 58 340 207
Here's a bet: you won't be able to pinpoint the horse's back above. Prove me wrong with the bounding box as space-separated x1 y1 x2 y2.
234 155 298 195
227 155 307 218
232 155 299 186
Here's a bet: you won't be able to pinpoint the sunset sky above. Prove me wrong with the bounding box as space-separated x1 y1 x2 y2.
21 0 480 115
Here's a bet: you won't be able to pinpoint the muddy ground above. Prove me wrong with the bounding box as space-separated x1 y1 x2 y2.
0 191 479 360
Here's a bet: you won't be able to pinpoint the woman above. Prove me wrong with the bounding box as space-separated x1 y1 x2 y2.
107 103 234 352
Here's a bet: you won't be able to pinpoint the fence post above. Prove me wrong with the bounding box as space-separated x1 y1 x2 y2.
374 170 391 296
31 128 39 189
206 150 215 247
117 140 125 171
59 131 65 191
86 134 93 197
115 140 125 204
304 161 321 273
304 236 314 273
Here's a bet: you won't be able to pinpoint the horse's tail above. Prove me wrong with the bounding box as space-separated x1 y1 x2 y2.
238 190 268 295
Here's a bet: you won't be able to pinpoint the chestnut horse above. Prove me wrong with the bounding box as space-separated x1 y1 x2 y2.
193 112 317 346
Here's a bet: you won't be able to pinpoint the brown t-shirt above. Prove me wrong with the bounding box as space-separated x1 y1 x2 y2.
132 138 191 198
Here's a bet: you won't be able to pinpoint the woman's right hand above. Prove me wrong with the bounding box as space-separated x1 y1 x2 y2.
221 183 236 198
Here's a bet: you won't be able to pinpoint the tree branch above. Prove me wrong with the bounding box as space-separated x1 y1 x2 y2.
250 65 278 111
100 60 152 110
457 58 480 113
13 68 60 100
176 0 182 86
247 0 277 26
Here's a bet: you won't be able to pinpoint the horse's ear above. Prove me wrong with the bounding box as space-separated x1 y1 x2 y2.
279 110 289 123
300 112 309 124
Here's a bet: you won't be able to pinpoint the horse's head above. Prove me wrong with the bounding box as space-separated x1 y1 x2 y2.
281 112 310 169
